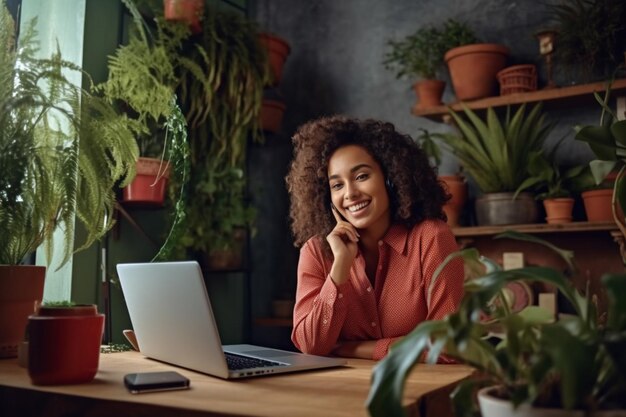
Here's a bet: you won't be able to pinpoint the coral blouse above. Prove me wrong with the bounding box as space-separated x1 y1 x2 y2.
291 219 464 360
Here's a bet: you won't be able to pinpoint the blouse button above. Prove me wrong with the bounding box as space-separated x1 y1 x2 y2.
323 319 328 324
366 287 372 293
371 322 377 327
377 240 383 246
338 293 343 299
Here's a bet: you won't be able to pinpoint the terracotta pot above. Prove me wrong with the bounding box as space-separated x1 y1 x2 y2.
444 43 510 101
260 99 286 133
543 197 575 224
475 192 538 226
439 175 467 227
258 33 291 86
413 79 445 109
122 157 171 207
0 265 46 358
478 386 626 417
581 189 614 222
163 0 204 34
28 304 104 385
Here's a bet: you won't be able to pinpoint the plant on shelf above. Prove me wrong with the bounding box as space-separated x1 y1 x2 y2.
545 0 626 82
433 103 555 225
367 232 626 417
416 128 467 227
385 19 477 109
98 0 192 260
0 1 137 357
514 144 586 224
575 82 626 248
172 4 270 268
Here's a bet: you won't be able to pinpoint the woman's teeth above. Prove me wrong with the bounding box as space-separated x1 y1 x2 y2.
348 201 369 212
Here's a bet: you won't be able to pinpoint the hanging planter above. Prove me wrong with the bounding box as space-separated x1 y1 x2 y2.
444 43 509 101
258 33 291 86
122 157 171 207
260 99 287 133
163 0 204 34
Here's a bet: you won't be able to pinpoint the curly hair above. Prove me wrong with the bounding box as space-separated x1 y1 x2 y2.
285 115 449 249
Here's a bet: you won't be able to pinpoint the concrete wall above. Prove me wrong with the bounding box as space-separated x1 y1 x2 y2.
248 0 607 348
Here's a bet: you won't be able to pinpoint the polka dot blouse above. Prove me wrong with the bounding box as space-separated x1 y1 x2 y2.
291 219 465 360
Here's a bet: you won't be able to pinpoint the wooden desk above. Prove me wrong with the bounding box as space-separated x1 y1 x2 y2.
0 351 474 417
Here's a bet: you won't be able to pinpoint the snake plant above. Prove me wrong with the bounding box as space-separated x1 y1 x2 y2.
434 103 554 194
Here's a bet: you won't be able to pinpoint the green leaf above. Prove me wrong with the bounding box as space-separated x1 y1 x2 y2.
575 125 618 160
367 321 449 417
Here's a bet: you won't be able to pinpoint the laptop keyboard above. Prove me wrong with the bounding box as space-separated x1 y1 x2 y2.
225 352 286 370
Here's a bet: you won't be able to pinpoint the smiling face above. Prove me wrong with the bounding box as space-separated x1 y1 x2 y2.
327 144 391 235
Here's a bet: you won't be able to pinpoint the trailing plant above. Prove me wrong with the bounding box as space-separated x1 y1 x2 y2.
173 4 270 255
384 19 477 80
367 232 626 417
546 0 626 81
0 2 138 267
433 103 554 193
97 0 191 261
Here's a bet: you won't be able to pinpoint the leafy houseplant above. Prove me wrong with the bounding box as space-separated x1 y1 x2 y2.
385 19 477 109
434 103 554 225
575 83 626 248
546 0 626 82
514 146 587 224
367 232 626 417
0 1 137 356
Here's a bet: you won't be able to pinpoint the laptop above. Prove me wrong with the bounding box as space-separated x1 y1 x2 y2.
116 261 346 379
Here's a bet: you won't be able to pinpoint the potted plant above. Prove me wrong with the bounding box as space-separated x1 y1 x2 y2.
514 147 587 224
416 128 467 227
26 302 104 385
163 0 204 34
97 0 190 210
433 103 555 226
385 19 478 109
0 2 138 357
545 0 626 82
171 3 270 268
443 20 510 101
574 83 626 228
367 232 626 417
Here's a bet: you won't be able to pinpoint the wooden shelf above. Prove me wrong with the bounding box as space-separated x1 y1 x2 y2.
413 78 626 122
254 317 293 327
452 221 618 237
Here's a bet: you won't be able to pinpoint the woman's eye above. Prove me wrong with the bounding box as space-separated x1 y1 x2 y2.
330 182 343 190
356 173 369 181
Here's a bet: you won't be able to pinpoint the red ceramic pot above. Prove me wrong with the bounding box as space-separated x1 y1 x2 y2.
28 305 104 385
122 157 171 207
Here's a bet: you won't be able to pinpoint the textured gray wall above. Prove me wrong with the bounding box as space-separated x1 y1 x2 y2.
248 0 603 348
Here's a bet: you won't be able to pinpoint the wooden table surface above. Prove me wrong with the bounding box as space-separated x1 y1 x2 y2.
0 351 474 417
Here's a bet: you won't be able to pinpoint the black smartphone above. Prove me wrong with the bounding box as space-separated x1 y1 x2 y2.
124 371 190 394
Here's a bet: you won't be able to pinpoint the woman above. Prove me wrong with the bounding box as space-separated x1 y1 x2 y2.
285 115 464 360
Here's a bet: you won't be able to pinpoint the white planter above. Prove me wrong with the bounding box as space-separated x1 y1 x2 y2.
478 387 626 417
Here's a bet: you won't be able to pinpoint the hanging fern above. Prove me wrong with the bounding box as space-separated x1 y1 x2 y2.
0 2 138 267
